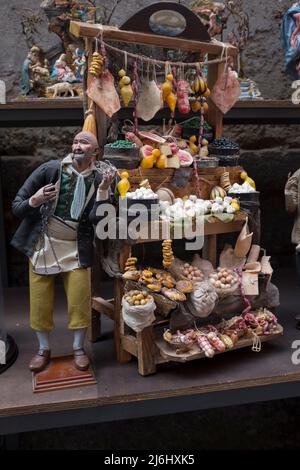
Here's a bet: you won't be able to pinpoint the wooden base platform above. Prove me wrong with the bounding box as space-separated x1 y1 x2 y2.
156 325 284 363
1 270 300 434
32 356 96 393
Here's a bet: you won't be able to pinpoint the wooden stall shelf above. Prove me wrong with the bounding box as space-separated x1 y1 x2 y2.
67 17 279 376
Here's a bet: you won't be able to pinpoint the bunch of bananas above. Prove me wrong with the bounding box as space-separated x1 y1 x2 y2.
188 71 210 114
89 52 104 78
191 76 207 95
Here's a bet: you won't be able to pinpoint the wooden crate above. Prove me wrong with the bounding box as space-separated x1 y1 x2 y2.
122 166 243 200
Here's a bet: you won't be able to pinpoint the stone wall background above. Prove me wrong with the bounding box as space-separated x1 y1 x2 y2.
0 0 295 100
1 123 298 286
1 1 300 285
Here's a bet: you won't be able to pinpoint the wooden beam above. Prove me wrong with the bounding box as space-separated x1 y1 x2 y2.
70 21 238 56
121 335 138 357
92 296 114 320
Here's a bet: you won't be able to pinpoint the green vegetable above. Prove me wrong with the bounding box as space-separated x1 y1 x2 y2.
105 140 136 149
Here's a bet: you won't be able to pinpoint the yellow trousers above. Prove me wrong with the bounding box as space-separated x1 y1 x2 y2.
29 263 91 331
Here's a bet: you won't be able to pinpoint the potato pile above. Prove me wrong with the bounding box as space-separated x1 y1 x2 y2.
123 290 152 306
209 268 238 290
181 263 205 282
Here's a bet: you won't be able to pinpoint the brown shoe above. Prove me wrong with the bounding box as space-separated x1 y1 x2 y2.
73 349 90 371
29 349 51 373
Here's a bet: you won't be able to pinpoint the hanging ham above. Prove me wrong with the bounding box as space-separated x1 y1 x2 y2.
211 68 241 114
87 71 121 118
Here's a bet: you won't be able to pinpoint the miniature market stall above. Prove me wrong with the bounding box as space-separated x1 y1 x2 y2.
70 2 282 376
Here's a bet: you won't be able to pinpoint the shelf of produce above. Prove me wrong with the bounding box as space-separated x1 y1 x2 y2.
133 212 247 245
155 325 284 363
91 212 248 373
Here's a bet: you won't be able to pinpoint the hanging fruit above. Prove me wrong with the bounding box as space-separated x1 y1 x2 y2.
177 79 191 114
166 92 177 113
89 52 104 78
162 74 173 100
190 73 207 96
118 68 133 107
201 97 209 114
199 77 208 95
189 135 199 156
191 99 201 113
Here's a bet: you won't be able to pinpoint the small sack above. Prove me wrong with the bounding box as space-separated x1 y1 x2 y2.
192 254 214 277
186 280 218 318
137 79 162 121
169 258 189 280
211 67 240 114
122 296 156 332
87 71 121 118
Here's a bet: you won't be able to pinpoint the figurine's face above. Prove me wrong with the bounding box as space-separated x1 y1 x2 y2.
72 131 98 162
30 52 40 65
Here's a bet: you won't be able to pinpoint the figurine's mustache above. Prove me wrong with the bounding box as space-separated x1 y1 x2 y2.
71 150 96 159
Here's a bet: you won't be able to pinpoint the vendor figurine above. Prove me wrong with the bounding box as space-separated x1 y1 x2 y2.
285 168 300 328
11 131 117 372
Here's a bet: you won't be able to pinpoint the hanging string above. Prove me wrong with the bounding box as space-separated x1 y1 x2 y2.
132 60 139 134
252 333 262 353
97 38 233 68
98 34 108 70
124 50 127 72
152 62 157 83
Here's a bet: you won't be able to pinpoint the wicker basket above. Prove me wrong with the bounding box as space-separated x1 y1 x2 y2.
196 157 219 168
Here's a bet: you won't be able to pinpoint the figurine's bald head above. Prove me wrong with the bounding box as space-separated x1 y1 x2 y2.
72 131 99 162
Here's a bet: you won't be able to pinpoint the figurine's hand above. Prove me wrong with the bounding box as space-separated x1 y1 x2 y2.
30 184 57 207
98 168 117 191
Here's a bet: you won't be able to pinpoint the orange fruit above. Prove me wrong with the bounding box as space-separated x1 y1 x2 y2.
152 149 161 158
156 155 167 169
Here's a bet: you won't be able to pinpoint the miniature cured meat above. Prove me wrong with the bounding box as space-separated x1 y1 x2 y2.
87 71 121 118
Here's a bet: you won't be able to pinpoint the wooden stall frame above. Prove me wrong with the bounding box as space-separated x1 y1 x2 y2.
69 20 259 374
